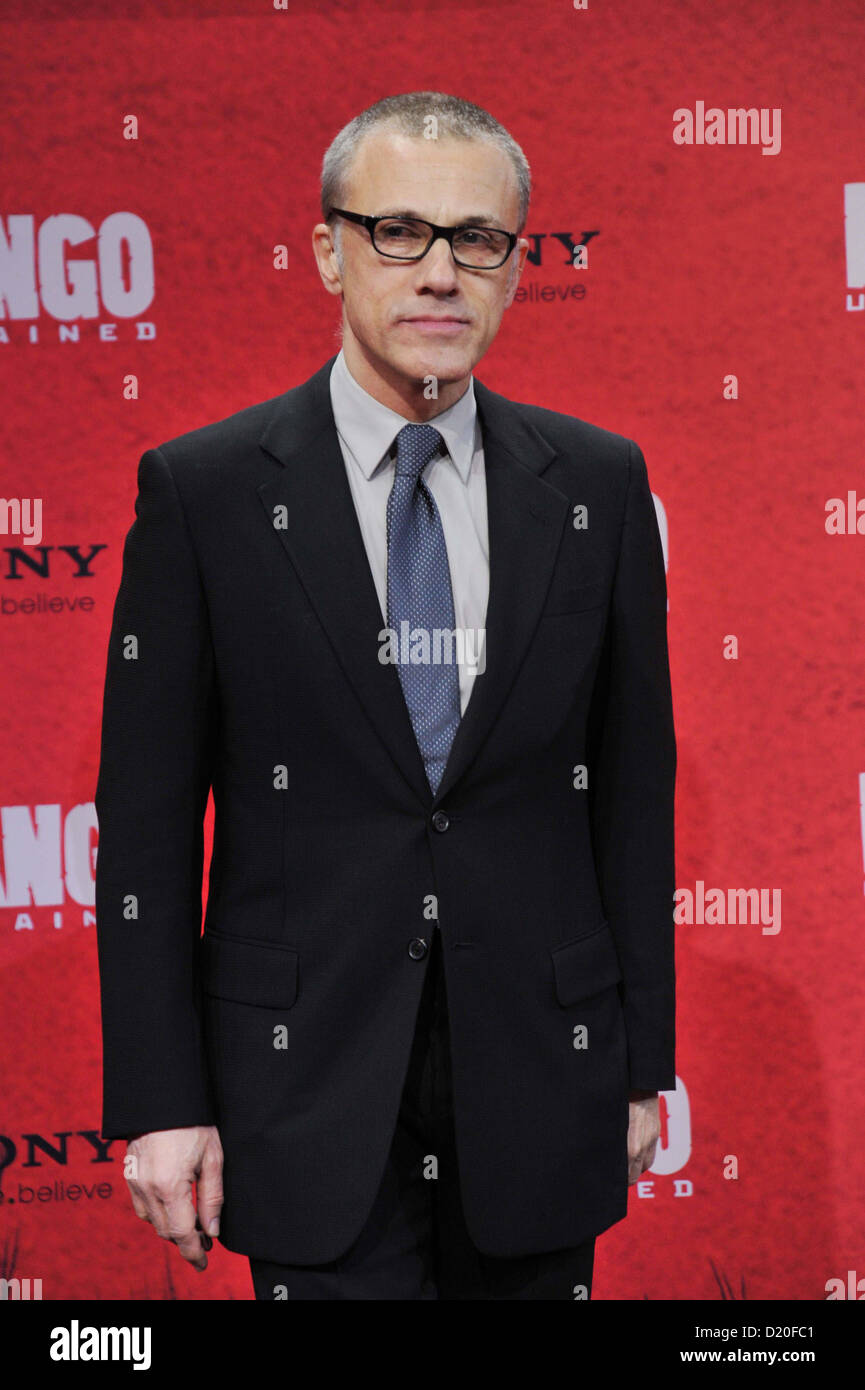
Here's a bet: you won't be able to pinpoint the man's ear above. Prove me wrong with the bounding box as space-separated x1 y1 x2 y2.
312 223 344 297
502 237 529 308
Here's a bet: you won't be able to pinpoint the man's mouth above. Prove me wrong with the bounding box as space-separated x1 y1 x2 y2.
398 316 470 335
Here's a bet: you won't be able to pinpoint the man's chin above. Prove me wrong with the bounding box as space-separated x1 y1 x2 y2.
388 343 477 386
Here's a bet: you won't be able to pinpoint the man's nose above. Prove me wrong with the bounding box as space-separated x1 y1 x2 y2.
415 235 461 286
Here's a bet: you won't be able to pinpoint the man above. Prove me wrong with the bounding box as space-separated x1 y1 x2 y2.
94 91 676 1301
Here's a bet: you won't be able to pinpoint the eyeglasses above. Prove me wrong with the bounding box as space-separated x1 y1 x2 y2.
327 207 518 269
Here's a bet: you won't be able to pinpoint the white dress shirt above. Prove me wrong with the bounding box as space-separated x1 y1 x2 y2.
329 347 490 717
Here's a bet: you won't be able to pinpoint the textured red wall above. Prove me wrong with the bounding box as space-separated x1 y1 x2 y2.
2 0 864 1301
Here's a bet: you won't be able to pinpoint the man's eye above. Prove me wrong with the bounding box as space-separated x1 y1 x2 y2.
382 222 421 238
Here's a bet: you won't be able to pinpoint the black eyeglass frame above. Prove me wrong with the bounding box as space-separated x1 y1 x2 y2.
326 207 518 269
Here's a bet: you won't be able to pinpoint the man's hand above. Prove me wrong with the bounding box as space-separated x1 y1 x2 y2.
627 1090 660 1184
125 1126 224 1270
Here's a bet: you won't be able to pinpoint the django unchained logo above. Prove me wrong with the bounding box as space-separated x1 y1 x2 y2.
0 213 155 344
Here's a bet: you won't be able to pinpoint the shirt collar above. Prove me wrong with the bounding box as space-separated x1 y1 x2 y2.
329 346 478 484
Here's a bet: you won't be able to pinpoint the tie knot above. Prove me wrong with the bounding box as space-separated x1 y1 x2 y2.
393 423 444 480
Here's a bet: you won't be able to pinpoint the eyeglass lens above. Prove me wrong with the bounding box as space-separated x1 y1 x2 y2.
373 218 510 266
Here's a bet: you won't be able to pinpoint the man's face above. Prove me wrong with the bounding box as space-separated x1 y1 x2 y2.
315 128 528 399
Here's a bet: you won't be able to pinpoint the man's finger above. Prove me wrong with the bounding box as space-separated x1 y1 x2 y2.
197 1144 224 1238
132 1183 173 1233
127 1186 151 1223
159 1190 208 1268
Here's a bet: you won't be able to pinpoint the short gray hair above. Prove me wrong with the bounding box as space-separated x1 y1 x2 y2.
321 90 531 264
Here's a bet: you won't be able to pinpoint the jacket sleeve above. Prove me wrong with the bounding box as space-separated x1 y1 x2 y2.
94 445 217 1139
587 439 677 1092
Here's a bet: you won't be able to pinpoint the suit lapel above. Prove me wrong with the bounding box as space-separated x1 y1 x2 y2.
433 378 570 804
256 357 570 809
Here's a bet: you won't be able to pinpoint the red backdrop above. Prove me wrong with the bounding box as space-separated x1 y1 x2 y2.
2 0 864 1301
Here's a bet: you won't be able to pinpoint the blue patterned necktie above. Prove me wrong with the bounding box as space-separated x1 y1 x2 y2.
386 423 462 795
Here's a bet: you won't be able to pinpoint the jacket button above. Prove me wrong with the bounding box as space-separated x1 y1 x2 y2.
408 938 428 960
431 810 449 832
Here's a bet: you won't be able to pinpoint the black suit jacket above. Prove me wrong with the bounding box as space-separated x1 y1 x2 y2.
94 354 676 1264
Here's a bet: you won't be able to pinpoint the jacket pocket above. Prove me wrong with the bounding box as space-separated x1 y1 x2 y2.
201 930 299 1009
550 922 622 1005
542 581 608 616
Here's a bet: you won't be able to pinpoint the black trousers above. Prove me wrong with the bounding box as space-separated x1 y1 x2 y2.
249 928 596 1300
